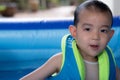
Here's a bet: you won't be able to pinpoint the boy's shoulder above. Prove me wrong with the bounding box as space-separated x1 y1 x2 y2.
49 52 63 72
52 52 62 58
50 52 62 62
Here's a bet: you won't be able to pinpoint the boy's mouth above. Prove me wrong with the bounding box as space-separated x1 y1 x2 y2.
90 45 99 50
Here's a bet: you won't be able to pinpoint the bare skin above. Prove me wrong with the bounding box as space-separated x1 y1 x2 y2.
20 53 62 80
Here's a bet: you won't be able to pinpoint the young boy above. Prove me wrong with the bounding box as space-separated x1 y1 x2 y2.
20 0 120 80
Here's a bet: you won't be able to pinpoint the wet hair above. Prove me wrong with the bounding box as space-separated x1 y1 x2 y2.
74 0 113 27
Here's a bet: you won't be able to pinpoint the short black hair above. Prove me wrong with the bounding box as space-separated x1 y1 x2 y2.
74 0 113 27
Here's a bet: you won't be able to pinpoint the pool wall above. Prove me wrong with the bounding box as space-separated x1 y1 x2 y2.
0 17 120 80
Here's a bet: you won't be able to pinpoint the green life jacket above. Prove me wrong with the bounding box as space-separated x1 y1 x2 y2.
47 34 116 80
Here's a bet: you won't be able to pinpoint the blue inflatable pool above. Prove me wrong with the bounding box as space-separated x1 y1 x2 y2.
0 17 120 80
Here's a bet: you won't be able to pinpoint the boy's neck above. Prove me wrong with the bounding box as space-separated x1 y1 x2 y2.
83 56 98 62
81 53 98 62
84 57 98 62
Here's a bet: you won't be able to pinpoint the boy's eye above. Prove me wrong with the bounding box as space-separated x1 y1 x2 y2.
84 28 90 31
100 29 108 33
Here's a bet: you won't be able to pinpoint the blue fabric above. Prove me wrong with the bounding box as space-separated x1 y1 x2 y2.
46 35 80 80
105 47 116 80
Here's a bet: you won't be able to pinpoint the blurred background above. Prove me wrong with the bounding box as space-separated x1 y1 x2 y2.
0 0 120 18
0 0 84 18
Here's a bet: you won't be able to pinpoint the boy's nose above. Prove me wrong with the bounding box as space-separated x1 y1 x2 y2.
92 31 100 40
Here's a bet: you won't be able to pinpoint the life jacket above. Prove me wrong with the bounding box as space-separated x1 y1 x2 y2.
46 34 116 80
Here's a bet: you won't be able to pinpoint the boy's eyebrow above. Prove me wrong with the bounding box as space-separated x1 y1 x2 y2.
101 24 111 29
82 23 111 28
82 23 93 27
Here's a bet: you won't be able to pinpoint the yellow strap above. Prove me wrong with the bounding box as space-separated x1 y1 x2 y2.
98 48 109 80
61 34 70 70
72 40 85 80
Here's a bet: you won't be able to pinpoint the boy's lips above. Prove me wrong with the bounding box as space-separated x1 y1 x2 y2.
90 45 99 50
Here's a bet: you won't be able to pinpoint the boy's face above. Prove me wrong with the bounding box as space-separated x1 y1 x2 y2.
69 9 114 60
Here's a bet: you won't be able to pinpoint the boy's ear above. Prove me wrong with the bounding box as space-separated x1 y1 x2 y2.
109 29 114 39
69 25 77 38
